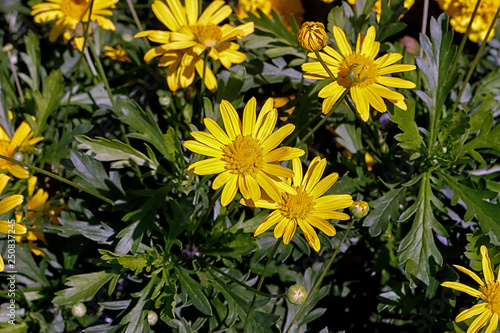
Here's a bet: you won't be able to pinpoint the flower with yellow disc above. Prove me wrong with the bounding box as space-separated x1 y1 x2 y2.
184 97 304 206
135 0 254 92
0 121 43 179
442 245 500 333
31 0 118 51
302 26 416 121
241 157 353 251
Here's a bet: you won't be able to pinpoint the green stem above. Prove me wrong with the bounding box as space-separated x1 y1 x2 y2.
7 50 24 104
288 218 357 331
126 0 151 49
450 2 500 115
420 0 430 58
447 0 482 81
210 266 286 299
297 89 349 146
313 49 336 81
243 239 281 333
86 37 144 181
0 154 114 205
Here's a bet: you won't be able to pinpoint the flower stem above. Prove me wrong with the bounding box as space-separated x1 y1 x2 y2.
209 265 286 299
447 0 482 81
126 0 151 48
0 154 114 205
243 239 281 333
420 0 430 58
7 49 24 104
313 49 336 81
288 218 356 331
451 2 500 114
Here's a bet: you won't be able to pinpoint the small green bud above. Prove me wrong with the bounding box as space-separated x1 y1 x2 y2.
287 284 307 305
350 201 370 218
71 302 87 318
147 310 158 326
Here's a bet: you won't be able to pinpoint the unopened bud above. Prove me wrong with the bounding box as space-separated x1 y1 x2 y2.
350 201 369 218
71 302 86 318
287 284 308 305
297 22 328 52
147 310 158 326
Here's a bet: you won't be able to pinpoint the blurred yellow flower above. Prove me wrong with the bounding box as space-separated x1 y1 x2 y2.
135 0 254 92
437 0 499 42
0 121 43 179
184 97 304 206
104 45 132 63
297 22 329 52
234 0 305 28
15 176 63 257
241 157 353 251
0 173 25 273
345 0 415 22
31 0 118 51
302 26 416 121
442 246 500 333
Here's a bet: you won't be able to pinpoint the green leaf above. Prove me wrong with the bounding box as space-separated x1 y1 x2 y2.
389 100 424 151
203 232 259 261
244 9 299 47
176 267 213 316
372 0 408 42
76 135 158 169
335 123 363 154
112 97 169 160
451 113 500 157
70 151 125 200
437 109 470 149
439 173 500 242
363 187 405 236
398 175 445 284
53 270 119 306
20 30 41 92
116 189 168 254
120 275 158 333
163 127 185 170
46 219 114 243
33 69 64 136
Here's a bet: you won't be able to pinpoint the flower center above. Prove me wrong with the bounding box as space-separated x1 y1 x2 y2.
60 0 90 22
279 187 315 220
337 53 378 88
190 24 223 48
480 281 500 315
221 135 264 176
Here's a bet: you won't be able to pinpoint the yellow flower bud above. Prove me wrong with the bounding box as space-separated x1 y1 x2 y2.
287 284 308 305
350 201 370 218
297 22 328 52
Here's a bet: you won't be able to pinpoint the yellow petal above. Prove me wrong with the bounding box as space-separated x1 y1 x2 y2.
292 158 303 187
351 86 370 121
455 303 487 322
166 0 187 27
220 175 238 206
220 100 242 140
245 176 261 202
152 0 181 31
204 118 231 145
282 219 297 244
298 218 320 251
242 97 257 136
468 309 492 333
310 172 338 199
255 98 274 131
0 174 10 195
379 64 417 75
377 76 416 89
485 313 498 333
262 163 294 179
481 246 495 284
184 140 223 157
190 131 222 150
256 109 278 142
0 220 26 235
304 157 326 192
28 189 48 210
0 195 23 215
307 215 336 236
254 210 281 236
364 86 388 113
441 281 482 298
187 158 226 175
332 26 352 58
261 124 295 153
213 170 232 190
453 265 485 287
256 172 281 203
185 0 198 25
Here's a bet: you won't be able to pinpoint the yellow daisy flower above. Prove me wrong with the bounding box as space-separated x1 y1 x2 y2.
442 245 500 333
302 26 416 121
135 0 254 92
15 178 50 257
103 45 132 63
184 97 304 206
437 0 499 42
0 121 43 179
31 0 118 51
235 0 305 28
241 157 353 251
